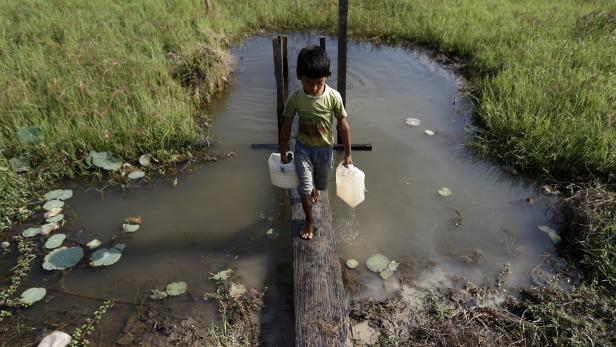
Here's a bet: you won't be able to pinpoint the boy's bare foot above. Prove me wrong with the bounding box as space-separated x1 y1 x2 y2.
311 190 321 204
300 220 313 240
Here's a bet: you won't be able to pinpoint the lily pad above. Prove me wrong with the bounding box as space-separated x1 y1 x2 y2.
22 227 42 238
165 281 187 296
366 254 389 273
438 187 453 197
10 157 29 173
86 239 102 249
46 214 64 223
43 246 84 270
17 126 42 145
139 154 152 167
20 287 46 305
41 222 61 235
85 151 123 171
1 241 9 249
210 269 233 281
44 208 63 218
405 118 421 127
127 170 145 180
229 282 246 299
44 234 66 249
424 129 435 136
346 258 359 269
149 289 167 300
265 228 279 239
538 225 561 244
44 189 73 201
43 199 65 211
122 223 140 233
89 244 125 267
379 260 399 280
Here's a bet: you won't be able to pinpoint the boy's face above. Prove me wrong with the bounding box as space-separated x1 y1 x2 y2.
299 75 327 96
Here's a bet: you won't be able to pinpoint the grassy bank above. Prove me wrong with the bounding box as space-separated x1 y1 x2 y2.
1 0 615 342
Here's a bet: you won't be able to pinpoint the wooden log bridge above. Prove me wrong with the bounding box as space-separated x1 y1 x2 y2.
292 190 350 346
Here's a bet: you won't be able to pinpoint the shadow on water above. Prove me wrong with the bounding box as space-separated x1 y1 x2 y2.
3 33 562 346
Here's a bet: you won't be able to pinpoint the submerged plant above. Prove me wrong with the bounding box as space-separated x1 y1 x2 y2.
70 300 114 347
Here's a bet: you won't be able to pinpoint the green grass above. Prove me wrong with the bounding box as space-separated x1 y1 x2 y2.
1 0 615 282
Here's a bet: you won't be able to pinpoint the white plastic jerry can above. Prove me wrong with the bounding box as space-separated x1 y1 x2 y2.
336 161 365 208
268 152 299 189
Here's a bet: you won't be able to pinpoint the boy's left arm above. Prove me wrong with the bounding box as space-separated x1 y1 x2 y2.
338 117 353 167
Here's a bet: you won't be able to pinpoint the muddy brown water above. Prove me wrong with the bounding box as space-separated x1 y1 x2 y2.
3 34 561 346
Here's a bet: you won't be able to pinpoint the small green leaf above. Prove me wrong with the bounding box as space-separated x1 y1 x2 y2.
538 225 561 244
122 223 140 232
22 227 42 238
165 281 187 296
43 199 65 211
9 157 29 173
44 207 63 218
379 260 399 280
43 246 84 270
89 244 124 267
20 287 46 305
17 126 42 145
41 222 60 235
210 269 233 281
127 171 145 180
346 258 359 269
44 189 73 201
46 214 64 223
44 233 66 249
438 187 453 197
85 151 123 171
366 254 389 273
86 239 102 249
149 289 167 300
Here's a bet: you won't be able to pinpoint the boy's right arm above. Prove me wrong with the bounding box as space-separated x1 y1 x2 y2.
279 117 293 164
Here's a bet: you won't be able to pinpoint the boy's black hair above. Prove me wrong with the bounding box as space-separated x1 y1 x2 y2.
296 46 331 79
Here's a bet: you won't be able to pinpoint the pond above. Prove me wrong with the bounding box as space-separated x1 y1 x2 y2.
5 34 561 346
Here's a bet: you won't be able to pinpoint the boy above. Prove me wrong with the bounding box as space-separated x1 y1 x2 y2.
279 46 353 240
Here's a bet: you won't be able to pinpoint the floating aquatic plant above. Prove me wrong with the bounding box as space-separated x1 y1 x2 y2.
43 189 73 201
149 288 167 300
165 281 187 296
41 222 61 235
122 223 140 232
85 151 123 171
43 199 65 211
43 246 84 270
127 171 145 180
346 258 359 269
46 214 64 224
438 187 453 197
210 269 233 281
86 239 102 249
44 207 63 218
139 154 152 167
89 244 125 267
22 227 42 238
405 118 421 127
17 126 42 145
366 254 389 273
20 287 46 305
10 157 29 173
44 234 66 249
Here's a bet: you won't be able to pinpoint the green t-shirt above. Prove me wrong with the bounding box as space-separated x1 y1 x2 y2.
282 84 347 147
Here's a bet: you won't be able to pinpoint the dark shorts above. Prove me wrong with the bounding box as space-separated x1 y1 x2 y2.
294 142 333 198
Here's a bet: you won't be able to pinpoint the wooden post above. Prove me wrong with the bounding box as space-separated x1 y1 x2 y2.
273 37 284 133
320 36 326 51
282 35 289 102
337 0 348 145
